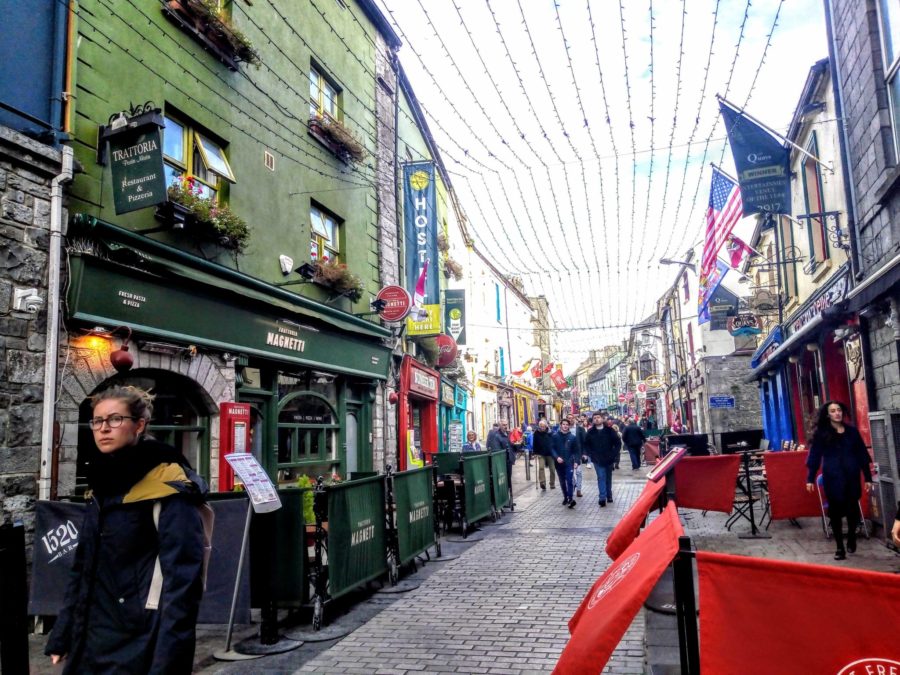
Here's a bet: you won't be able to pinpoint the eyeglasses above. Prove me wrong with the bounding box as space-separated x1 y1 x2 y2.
88 414 139 430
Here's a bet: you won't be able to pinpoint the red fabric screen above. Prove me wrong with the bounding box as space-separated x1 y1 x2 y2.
605 479 665 560
697 551 900 674
555 504 683 674
764 450 821 519
672 454 740 513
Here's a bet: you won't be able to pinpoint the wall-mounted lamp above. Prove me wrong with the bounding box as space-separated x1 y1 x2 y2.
805 343 819 352
659 258 697 274
788 355 800 364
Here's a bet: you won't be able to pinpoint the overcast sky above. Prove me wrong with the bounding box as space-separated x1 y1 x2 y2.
377 0 828 370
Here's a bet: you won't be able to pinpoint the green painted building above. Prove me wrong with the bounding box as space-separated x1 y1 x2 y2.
53 0 406 494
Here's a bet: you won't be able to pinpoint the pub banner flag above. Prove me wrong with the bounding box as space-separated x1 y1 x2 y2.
403 162 439 307
605 478 665 560
719 100 791 215
697 551 900 674
556 503 683 674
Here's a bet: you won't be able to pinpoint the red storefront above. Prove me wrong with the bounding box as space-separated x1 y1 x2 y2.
398 355 439 470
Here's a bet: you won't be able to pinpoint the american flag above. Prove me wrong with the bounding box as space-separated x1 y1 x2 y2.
701 167 742 279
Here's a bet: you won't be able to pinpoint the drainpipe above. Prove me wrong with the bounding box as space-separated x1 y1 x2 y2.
824 0 862 280
39 145 74 501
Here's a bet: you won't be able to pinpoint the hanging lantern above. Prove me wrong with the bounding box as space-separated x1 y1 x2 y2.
109 327 133 372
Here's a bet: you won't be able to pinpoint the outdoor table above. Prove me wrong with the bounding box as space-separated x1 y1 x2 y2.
725 450 771 537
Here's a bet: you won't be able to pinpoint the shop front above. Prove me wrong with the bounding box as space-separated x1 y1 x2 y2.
749 327 793 449
513 381 540 429
439 378 468 453
398 355 439 469
56 217 392 495
497 383 514 426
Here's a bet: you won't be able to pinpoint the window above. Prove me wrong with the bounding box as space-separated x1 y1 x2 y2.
778 216 798 300
494 282 501 323
800 133 829 264
163 114 235 201
687 323 695 366
499 346 506 377
309 66 341 120
879 0 900 159
310 204 340 262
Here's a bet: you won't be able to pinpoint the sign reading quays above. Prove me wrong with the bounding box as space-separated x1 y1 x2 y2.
109 125 167 215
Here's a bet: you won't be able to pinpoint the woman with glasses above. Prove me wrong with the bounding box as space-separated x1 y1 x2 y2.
46 385 208 674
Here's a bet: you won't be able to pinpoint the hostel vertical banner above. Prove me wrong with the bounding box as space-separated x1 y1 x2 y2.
404 162 439 324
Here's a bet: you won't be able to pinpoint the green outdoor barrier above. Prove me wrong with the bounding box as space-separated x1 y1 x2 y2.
326 475 388 599
463 453 493 524
248 488 307 607
433 452 463 476
392 466 436 564
489 451 509 510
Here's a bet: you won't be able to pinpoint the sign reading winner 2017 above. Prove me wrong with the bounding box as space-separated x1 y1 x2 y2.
403 161 440 334
108 122 168 215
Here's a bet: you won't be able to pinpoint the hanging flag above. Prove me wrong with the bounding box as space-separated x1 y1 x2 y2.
543 362 555 374
530 360 543 378
550 369 568 391
512 358 533 377
698 260 729 326
719 100 791 216
700 167 743 279
724 233 757 270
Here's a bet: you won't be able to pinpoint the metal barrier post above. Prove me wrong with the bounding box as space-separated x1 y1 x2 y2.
672 536 700 675
0 523 29 674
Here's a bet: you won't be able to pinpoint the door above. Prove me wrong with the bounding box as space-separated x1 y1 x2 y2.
345 407 359 476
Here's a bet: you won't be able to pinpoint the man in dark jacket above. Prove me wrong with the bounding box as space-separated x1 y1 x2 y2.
488 421 515 503
622 417 647 470
551 419 579 507
532 418 555 490
583 412 622 506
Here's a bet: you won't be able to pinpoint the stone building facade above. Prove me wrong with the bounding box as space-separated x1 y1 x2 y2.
827 0 900 411
700 354 762 448
0 126 62 527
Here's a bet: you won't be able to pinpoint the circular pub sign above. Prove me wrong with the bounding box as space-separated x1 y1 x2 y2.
375 285 413 322
617 393 626 403
435 334 458 368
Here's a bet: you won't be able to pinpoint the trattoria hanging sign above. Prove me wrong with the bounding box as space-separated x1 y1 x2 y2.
106 109 167 215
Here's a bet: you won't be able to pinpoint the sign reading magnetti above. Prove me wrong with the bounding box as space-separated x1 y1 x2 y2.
109 125 168 215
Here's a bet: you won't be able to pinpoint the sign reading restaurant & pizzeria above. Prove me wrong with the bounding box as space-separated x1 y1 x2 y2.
108 119 167 215
788 269 849 335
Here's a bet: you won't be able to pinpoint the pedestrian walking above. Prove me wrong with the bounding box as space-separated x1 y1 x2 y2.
551 419 579 508
488 421 515 504
622 417 647 471
572 415 587 498
46 385 208 674
532 419 555 490
584 412 622 507
486 422 500 448
805 400 873 560
462 430 483 453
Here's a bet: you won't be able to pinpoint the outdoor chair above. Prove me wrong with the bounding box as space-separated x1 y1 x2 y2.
814 474 869 540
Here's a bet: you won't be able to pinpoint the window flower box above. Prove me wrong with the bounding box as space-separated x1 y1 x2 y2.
156 175 250 253
308 116 367 164
162 0 260 70
304 260 364 302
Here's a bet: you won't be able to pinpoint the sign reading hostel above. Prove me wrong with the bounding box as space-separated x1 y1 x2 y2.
403 162 441 333
109 126 167 215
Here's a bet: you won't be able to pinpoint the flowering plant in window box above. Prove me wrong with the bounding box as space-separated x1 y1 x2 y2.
163 0 260 69
160 175 250 253
310 259 364 302
443 257 464 281
308 115 367 163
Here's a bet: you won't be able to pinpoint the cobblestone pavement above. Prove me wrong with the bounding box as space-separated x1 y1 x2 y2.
292 459 648 675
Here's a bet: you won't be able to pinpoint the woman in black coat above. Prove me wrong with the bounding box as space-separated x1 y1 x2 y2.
805 400 873 560
46 385 207 674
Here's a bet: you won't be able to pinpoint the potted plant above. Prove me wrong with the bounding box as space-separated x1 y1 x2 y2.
159 175 250 253
163 0 260 69
311 259 364 302
308 115 367 163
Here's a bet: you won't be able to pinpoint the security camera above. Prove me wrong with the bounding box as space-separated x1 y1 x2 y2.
13 287 44 313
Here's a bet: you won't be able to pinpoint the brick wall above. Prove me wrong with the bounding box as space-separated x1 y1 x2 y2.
701 354 763 448
0 126 62 527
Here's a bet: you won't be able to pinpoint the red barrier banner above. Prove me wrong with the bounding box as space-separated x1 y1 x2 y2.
697 551 900 674
556 504 682 674
672 454 740 513
605 479 665 560
764 450 821 519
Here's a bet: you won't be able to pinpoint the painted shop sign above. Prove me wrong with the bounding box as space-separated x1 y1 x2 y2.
727 313 762 337
789 270 849 335
108 126 167 215
409 365 438 398
441 383 455 406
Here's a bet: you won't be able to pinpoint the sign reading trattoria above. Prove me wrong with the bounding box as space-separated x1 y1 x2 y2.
109 126 167 215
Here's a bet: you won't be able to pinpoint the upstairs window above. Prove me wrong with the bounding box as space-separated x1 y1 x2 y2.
309 66 340 120
682 275 690 302
310 204 340 262
879 0 900 160
800 133 829 265
163 114 235 202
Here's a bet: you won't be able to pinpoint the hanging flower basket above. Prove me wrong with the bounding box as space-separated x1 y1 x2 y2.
310 259 364 302
308 115 367 163
157 175 250 253
163 0 260 69
443 257 464 281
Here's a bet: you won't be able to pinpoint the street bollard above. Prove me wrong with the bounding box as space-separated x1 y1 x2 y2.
0 522 29 674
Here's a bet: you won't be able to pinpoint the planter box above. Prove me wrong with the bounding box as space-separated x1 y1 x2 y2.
162 0 255 70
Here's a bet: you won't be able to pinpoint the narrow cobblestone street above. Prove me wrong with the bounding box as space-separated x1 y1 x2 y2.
293 462 646 675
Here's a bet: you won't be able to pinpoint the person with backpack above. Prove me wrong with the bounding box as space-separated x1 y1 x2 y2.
622 417 647 471
47 385 208 674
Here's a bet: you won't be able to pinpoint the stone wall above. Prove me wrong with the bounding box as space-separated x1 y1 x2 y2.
701 354 763 448
0 126 62 528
